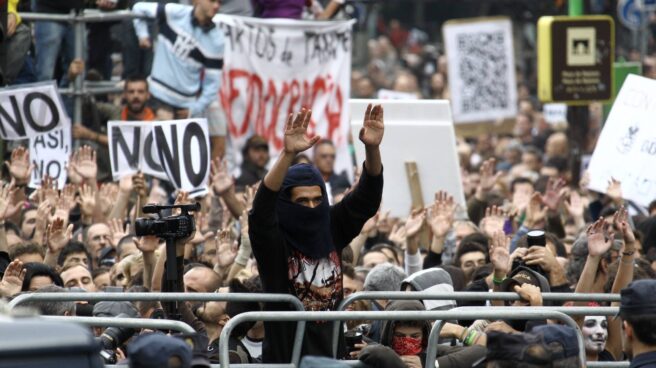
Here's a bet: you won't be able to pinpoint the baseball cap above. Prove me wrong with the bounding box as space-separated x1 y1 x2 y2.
618 279 656 319
93 301 139 318
486 331 551 364
175 333 210 368
128 333 193 368
500 266 551 294
530 324 580 360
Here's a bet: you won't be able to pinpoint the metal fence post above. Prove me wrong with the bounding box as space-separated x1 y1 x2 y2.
73 11 85 125
41 315 196 334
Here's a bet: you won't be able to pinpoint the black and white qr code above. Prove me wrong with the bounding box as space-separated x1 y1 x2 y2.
456 31 509 113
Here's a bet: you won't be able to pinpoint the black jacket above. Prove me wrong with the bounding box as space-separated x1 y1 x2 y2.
249 165 383 363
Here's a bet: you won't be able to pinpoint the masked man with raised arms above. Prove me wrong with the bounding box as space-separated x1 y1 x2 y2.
249 105 384 362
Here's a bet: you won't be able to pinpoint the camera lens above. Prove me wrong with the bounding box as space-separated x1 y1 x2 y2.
527 230 546 247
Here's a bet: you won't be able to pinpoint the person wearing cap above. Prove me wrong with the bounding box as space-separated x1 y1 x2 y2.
236 135 270 191
128 333 193 368
619 280 656 367
248 106 384 362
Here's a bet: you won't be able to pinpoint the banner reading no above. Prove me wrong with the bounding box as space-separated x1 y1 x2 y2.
217 15 354 178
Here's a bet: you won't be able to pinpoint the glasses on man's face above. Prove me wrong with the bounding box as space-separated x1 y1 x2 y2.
319 154 335 159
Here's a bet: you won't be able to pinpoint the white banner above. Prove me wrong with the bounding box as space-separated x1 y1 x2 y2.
108 121 168 181
588 74 656 208
152 119 210 197
350 99 465 218
0 81 68 139
216 15 354 178
29 127 71 189
443 18 517 124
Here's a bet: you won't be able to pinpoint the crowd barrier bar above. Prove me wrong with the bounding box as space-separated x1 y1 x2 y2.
19 10 142 123
333 291 620 357
41 315 195 334
10 292 306 367
219 309 583 368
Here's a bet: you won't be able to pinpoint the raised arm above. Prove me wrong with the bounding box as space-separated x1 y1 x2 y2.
131 2 160 43
263 108 320 191
360 104 384 177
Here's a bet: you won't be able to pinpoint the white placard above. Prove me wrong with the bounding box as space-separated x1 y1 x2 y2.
443 18 517 124
108 121 168 181
29 127 71 189
588 74 656 208
543 103 568 125
216 15 354 179
0 81 68 139
350 99 465 218
152 119 211 197
377 89 419 100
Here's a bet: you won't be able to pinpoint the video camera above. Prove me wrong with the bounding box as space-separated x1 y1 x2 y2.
135 203 200 239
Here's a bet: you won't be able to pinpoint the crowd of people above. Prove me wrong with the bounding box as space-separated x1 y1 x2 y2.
3 0 656 368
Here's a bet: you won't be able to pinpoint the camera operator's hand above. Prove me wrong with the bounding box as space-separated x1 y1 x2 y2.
5 147 33 186
523 246 558 273
136 236 159 253
348 340 369 359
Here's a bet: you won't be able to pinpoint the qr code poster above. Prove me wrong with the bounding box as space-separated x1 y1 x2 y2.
443 17 518 124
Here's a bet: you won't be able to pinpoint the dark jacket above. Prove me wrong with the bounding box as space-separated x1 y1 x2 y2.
235 160 267 190
249 165 383 363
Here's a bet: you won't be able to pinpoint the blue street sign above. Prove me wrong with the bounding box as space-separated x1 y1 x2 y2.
618 0 642 30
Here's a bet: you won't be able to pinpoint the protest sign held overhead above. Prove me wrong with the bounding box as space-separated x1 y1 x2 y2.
0 82 68 140
216 15 354 177
108 121 168 181
443 17 517 124
29 126 71 190
588 74 656 208
152 119 210 197
350 99 465 218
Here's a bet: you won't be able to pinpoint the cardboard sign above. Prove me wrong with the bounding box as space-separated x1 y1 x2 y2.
350 99 465 218
152 119 210 197
216 15 354 179
0 82 68 140
29 127 71 189
108 121 168 181
443 17 517 124
588 74 656 208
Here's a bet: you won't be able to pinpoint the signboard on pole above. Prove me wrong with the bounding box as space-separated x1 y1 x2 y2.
442 17 517 124
350 99 465 218
538 16 614 104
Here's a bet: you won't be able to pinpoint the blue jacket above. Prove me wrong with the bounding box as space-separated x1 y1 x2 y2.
631 351 656 368
132 2 224 116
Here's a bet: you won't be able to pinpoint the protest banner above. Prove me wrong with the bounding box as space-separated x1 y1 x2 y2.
0 82 67 140
108 121 168 181
216 15 354 178
152 119 210 197
350 99 465 218
588 74 656 208
443 17 517 124
0 82 71 189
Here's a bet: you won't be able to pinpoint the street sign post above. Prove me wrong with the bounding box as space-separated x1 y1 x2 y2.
538 16 615 104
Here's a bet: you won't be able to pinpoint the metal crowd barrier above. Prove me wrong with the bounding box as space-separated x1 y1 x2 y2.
10 292 306 367
19 10 141 123
333 291 620 359
219 309 584 368
41 315 195 334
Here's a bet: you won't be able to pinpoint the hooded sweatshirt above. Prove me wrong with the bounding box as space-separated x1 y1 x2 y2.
249 163 383 363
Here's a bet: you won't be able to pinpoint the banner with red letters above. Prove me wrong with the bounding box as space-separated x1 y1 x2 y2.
216 15 354 178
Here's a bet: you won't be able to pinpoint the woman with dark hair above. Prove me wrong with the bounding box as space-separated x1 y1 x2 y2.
21 263 64 292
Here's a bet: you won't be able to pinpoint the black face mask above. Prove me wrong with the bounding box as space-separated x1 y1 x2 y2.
275 164 334 259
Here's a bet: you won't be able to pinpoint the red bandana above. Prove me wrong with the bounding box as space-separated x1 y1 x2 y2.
391 336 422 356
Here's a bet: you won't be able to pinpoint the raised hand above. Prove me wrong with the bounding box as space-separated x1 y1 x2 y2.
242 185 256 211
210 157 234 196
77 183 97 217
359 104 384 147
564 190 585 219
613 206 636 248
66 151 83 185
46 217 73 253
40 175 60 206
73 145 98 181
481 205 506 237
132 172 148 198
489 231 511 276
524 192 548 229
0 181 21 221
477 158 501 195
0 259 26 297
216 229 237 268
108 218 129 247
5 146 33 184
586 218 614 258
606 178 623 204
283 108 320 154
427 191 455 238
388 224 407 247
360 213 378 236
404 208 426 239
541 178 566 212
97 183 118 216
61 184 78 212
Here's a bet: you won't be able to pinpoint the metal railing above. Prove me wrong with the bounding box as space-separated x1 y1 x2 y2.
10 292 306 367
333 291 620 358
41 315 195 334
18 10 141 123
219 309 584 368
